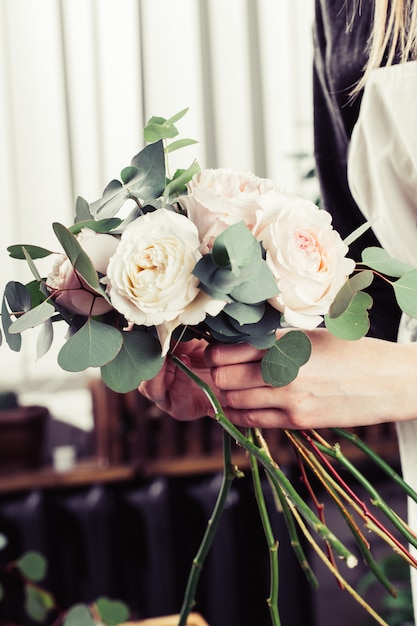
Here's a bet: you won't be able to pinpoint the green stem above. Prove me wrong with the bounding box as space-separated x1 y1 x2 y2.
177 430 238 626
288 431 397 595
305 433 417 558
331 427 417 504
169 354 357 568
247 429 280 626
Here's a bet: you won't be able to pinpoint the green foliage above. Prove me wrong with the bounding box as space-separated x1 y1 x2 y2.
63 604 96 626
57 319 123 372
90 140 166 219
53 223 102 294
361 246 413 277
194 222 281 347
261 330 312 387
95 597 130 626
8 300 55 335
328 270 373 319
25 586 55 622
7 244 54 260
392 269 417 317
101 330 164 393
325 291 373 340
17 551 47 582
69 217 122 235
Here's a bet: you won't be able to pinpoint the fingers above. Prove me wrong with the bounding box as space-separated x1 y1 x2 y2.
205 341 265 367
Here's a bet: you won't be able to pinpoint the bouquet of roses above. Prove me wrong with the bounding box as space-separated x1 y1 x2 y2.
2 108 417 626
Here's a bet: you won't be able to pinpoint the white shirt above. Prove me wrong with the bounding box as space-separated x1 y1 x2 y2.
348 60 417 623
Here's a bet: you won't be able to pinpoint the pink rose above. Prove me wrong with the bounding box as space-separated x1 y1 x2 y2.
46 228 119 316
257 194 355 328
178 168 277 251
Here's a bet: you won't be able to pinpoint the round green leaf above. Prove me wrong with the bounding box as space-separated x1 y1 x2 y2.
17 551 47 582
101 331 164 393
362 246 412 278
325 291 372 340
58 320 123 372
392 269 417 318
63 604 96 626
95 597 130 626
25 586 51 621
329 270 373 318
261 330 312 387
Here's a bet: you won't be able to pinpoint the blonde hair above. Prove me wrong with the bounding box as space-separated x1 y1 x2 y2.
355 0 417 92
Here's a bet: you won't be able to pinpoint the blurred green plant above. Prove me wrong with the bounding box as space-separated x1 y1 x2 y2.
0 533 130 625
358 553 414 626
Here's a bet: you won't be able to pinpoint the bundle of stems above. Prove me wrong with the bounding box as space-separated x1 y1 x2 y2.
171 354 417 626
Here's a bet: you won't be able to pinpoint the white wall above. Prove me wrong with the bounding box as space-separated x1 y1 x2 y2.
0 0 315 396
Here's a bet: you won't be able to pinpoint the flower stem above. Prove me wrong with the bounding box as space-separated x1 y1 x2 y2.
331 427 417 504
177 430 239 626
248 429 280 626
169 354 357 567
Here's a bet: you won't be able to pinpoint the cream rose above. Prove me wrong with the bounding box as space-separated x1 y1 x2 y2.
257 196 355 328
178 168 278 251
106 208 225 354
46 228 119 316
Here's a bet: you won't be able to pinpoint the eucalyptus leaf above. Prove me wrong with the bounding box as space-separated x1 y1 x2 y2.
101 331 164 393
2 293 21 351
25 586 52 622
212 222 257 270
52 222 100 292
63 604 96 626
4 281 32 316
325 291 372 340
95 597 130 626
0 583 4 602
165 107 190 126
90 179 127 218
36 318 54 360
225 301 265 325
343 221 371 247
9 300 55 334
166 138 198 153
69 218 121 235
329 270 374 318
58 320 123 372
163 160 200 200
392 269 417 317
22 247 42 282
362 246 413 277
261 331 312 387
129 140 166 199
7 244 55 260
230 257 279 304
0 533 7 550
121 165 139 184
75 195 92 222
17 551 47 582
143 122 178 142
26 280 47 308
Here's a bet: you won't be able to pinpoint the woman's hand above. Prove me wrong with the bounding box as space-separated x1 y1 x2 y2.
205 329 417 429
139 339 216 421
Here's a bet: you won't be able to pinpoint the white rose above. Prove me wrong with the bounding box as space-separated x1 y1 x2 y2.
178 168 277 251
46 228 119 316
106 208 225 354
259 199 355 328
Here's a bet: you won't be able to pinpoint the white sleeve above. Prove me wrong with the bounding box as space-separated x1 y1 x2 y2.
348 60 417 266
